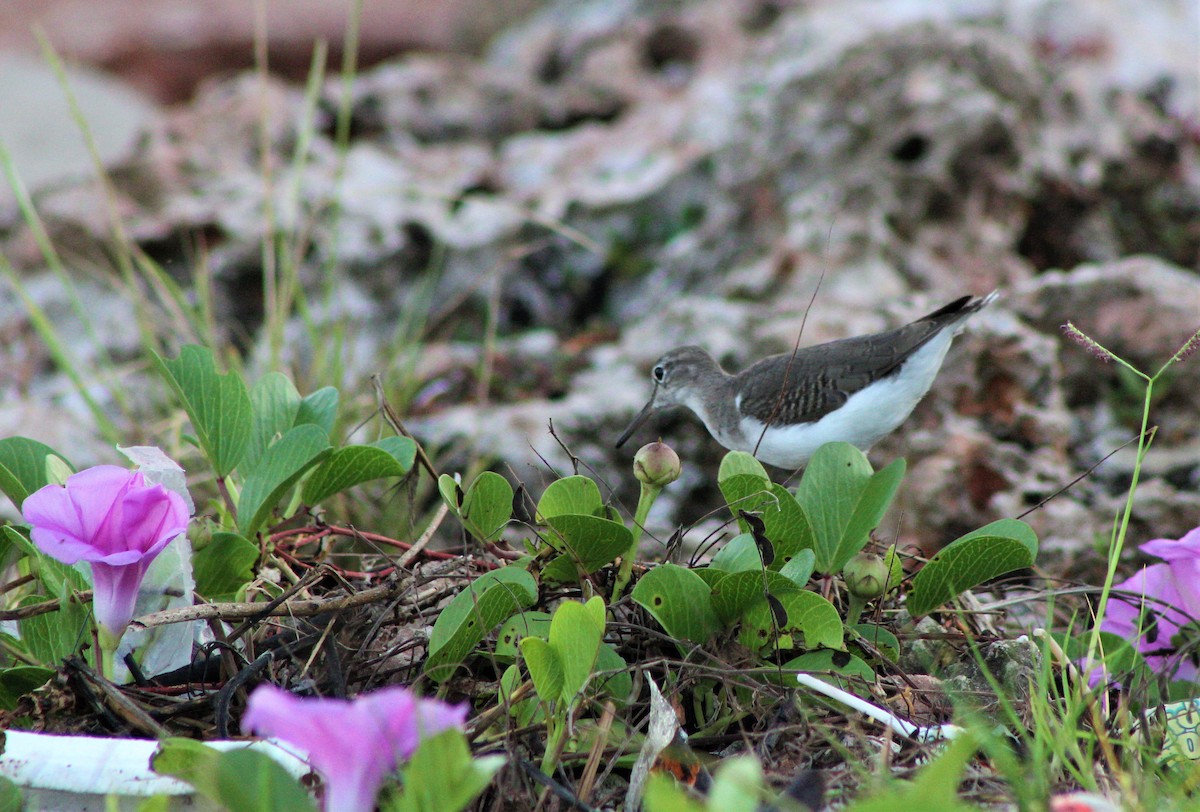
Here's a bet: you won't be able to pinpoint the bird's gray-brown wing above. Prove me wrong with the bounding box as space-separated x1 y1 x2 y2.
736 296 978 427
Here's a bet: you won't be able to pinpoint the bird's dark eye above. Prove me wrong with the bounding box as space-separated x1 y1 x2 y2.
653 365 666 382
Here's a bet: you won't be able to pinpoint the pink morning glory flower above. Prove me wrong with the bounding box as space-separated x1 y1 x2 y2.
22 465 190 639
1098 526 1200 684
242 684 468 812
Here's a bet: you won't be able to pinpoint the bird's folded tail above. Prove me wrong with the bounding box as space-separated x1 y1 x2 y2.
918 290 998 323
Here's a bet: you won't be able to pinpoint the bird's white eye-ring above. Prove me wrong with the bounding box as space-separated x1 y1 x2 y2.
653 365 666 382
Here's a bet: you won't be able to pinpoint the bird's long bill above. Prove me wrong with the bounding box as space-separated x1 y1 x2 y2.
615 390 658 449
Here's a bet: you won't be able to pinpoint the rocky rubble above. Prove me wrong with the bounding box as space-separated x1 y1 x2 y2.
1 0 1197 561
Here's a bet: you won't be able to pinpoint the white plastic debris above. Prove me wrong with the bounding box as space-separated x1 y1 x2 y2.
796 673 963 742
0 729 310 810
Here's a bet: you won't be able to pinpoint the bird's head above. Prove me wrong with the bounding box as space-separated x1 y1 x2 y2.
615 346 721 448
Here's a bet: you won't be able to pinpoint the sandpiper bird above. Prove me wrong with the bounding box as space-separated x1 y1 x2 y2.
616 292 997 469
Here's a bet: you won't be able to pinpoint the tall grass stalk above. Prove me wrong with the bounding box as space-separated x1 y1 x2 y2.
320 0 363 305
253 0 282 368
8 35 233 442
1065 322 1200 685
44 32 211 355
0 148 122 443
281 0 363 394
33 32 168 359
0 252 120 444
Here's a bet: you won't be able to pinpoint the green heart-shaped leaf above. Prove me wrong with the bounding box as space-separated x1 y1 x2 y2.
301 437 415 505
542 514 632 573
794 443 904 574
425 567 538 682
0 437 73 511
153 346 252 477
709 570 801 625
595 642 633 704
438 474 465 511
720 475 817 568
193 532 259 601
460 472 514 541
549 597 605 703
849 623 900 664
779 549 816 588
631 563 720 644
907 519 1037 616
536 476 603 520
153 739 317 812
781 649 874 681
718 451 770 482
245 373 302 473
394 731 504 812
496 611 553 660
709 534 766 573
236 425 330 536
741 589 843 652
520 636 563 705
692 567 727 589
14 594 90 667
295 386 339 436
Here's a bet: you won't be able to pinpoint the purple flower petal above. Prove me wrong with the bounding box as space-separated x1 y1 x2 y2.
23 467 130 564
23 465 190 637
1100 560 1200 684
89 561 155 640
403 695 470 758
1139 526 1200 561
1140 527 1200 620
114 486 188 559
243 685 468 812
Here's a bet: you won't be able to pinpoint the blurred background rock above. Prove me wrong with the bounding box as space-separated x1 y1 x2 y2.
0 0 1197 566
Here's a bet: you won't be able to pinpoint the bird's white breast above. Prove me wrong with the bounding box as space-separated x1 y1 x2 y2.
732 329 959 468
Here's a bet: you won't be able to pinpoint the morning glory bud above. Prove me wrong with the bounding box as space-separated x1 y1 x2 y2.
843 552 889 600
614 441 682 600
634 441 681 488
